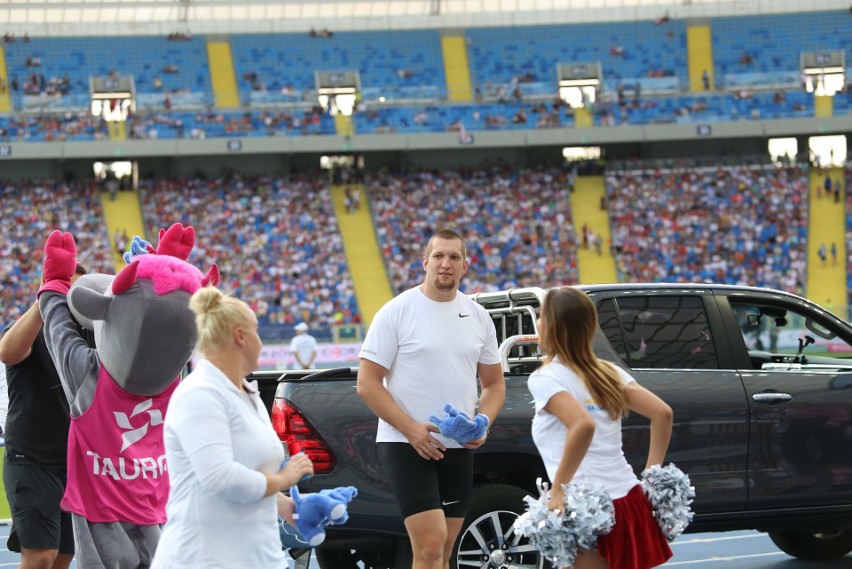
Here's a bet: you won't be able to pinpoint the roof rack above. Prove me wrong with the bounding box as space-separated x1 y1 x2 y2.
468 287 547 311
470 288 546 373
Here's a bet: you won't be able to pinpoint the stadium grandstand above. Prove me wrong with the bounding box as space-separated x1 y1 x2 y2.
0 0 849 368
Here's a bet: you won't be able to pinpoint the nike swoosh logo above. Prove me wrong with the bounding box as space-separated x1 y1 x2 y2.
458 314 470 318
442 500 461 506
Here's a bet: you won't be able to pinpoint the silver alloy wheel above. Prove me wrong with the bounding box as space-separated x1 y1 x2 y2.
455 510 543 569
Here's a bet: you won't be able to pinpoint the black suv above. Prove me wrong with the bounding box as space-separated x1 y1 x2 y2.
266 284 852 567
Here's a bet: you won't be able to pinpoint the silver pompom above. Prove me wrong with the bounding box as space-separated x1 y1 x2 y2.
513 478 615 567
641 463 695 542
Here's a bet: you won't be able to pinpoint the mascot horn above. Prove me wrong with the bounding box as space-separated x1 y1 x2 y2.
38 224 218 569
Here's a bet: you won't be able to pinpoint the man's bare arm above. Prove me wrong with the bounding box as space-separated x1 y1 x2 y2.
464 362 506 449
356 358 445 460
0 302 41 365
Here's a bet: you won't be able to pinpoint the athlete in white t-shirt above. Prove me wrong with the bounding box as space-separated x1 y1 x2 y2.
358 229 505 569
527 287 673 569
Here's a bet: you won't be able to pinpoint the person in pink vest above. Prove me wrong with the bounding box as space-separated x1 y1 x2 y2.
38 224 218 569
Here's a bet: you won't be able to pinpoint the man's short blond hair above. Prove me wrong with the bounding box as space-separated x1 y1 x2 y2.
424 229 466 260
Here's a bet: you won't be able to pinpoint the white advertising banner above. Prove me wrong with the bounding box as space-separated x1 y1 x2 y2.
257 342 363 370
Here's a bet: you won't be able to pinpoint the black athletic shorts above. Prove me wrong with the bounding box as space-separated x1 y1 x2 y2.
3 459 74 554
377 442 473 519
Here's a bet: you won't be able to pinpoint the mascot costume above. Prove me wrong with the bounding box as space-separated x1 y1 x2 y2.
38 224 218 569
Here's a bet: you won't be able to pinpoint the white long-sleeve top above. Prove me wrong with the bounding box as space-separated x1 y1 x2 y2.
151 359 287 569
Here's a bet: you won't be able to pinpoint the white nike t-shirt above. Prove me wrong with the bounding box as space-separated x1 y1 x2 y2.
359 287 500 448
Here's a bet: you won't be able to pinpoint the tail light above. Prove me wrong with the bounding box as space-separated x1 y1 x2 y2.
272 398 336 474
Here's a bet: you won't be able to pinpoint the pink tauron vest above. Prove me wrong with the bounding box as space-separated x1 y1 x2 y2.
62 365 179 524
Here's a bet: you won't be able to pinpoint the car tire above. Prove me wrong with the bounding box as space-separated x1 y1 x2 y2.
768 529 852 560
451 483 547 569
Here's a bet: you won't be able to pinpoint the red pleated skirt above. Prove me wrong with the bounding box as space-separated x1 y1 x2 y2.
596 484 673 569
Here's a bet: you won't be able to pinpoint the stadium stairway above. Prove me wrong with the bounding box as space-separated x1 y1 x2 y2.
334 114 355 137
806 167 846 314
206 40 240 109
100 190 148 270
574 107 593 128
687 23 714 92
0 46 10 112
441 33 473 102
330 184 394 325
814 95 833 117
571 176 618 284
108 121 126 140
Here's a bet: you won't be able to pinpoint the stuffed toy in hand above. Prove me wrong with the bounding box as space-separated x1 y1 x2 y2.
429 403 490 444
289 485 358 547
317 486 358 523
122 236 153 264
278 486 359 548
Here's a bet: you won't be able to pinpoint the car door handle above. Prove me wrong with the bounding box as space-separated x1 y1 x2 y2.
752 392 793 404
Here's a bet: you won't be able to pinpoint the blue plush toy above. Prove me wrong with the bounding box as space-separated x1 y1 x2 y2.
121 235 153 264
278 516 311 549
429 403 490 444
287 485 358 547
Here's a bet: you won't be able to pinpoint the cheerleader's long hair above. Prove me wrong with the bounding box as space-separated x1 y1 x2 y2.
539 287 628 420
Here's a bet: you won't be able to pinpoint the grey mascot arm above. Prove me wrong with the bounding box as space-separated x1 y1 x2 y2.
39 292 101 418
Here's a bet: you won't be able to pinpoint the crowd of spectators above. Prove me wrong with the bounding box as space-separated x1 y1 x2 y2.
0 107 332 142
606 165 808 294
367 165 579 294
0 178 114 327
0 163 844 334
0 111 109 141
124 107 330 139
138 172 360 330
0 82 828 141
15 72 71 97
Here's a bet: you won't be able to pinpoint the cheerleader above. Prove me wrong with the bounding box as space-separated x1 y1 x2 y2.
528 287 674 569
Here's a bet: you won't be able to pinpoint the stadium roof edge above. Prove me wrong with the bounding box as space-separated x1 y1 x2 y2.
0 0 847 37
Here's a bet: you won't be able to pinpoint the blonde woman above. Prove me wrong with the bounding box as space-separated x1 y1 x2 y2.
151 287 313 569
528 287 673 569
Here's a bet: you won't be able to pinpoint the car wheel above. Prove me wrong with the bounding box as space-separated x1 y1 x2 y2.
451 483 546 569
768 529 852 560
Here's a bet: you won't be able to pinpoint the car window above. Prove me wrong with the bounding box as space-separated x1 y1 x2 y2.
598 299 627 360
598 296 719 369
730 300 852 369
